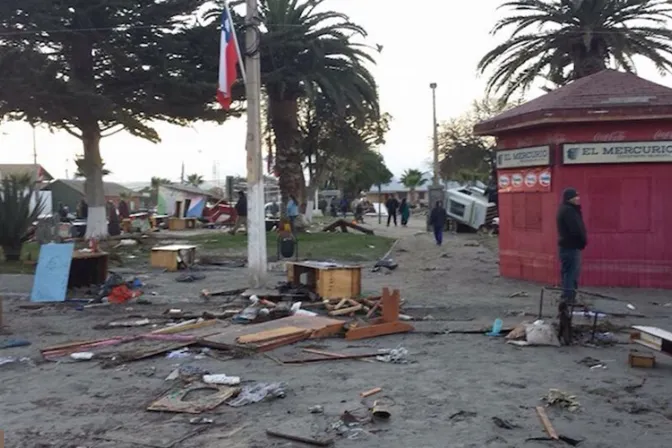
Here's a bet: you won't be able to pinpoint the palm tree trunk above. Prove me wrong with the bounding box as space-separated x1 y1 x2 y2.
269 98 304 215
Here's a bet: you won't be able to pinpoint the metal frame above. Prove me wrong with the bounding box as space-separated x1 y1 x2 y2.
538 286 606 343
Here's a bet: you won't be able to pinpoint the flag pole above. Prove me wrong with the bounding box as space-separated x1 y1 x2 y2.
225 0 247 87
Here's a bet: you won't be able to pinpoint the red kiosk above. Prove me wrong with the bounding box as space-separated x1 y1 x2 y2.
475 70 672 289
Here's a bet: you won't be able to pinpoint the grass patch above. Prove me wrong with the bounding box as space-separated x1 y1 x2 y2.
189 231 394 262
0 241 40 274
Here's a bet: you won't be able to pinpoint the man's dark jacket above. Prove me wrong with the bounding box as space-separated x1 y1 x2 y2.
556 202 587 250
235 195 247 217
430 206 447 228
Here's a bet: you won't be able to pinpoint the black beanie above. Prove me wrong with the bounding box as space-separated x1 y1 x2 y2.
563 188 578 202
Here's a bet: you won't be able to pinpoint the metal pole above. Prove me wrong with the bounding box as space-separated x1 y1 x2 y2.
377 184 382 224
245 0 267 287
430 82 439 186
32 124 37 165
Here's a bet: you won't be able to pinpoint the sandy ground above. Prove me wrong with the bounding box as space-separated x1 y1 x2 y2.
1 216 672 447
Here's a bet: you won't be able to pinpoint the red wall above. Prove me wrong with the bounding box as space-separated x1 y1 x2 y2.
495 119 672 289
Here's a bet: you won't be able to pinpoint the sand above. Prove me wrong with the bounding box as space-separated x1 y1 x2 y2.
1 216 671 447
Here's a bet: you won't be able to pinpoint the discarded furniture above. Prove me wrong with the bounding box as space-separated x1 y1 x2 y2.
538 286 600 343
286 261 362 299
628 350 656 368
167 217 197 231
322 219 374 235
346 287 414 340
68 250 109 288
150 244 197 271
630 325 672 356
121 218 132 233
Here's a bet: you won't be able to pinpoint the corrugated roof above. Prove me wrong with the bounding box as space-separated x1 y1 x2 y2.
43 179 135 197
475 70 672 135
0 164 53 182
160 183 212 196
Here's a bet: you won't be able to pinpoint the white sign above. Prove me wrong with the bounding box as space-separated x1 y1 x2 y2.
563 141 672 164
496 146 550 168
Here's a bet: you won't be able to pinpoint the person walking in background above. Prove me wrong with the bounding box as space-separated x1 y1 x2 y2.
76 199 88 220
287 194 299 234
118 198 130 220
229 191 247 234
339 197 349 218
399 198 410 227
429 200 447 245
385 195 399 226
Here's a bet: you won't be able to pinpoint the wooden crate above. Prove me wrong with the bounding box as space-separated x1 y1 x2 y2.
629 350 656 368
286 261 361 299
69 251 109 288
151 245 197 271
167 217 197 231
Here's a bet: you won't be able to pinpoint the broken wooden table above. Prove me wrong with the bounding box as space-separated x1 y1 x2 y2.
346 287 414 340
630 325 672 367
286 261 362 299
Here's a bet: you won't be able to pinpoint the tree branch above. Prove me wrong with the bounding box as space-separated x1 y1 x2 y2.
101 125 126 138
63 125 82 139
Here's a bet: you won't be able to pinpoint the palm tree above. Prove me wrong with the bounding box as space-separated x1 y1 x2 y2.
186 173 204 187
478 0 672 101
150 177 172 206
400 169 428 204
259 0 380 205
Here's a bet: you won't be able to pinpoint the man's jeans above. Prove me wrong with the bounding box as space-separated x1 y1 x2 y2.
433 224 443 246
559 247 581 303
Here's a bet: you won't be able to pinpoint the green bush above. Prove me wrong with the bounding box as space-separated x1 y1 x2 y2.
0 174 44 261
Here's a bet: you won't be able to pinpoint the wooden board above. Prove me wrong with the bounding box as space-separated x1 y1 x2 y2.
30 242 74 302
199 315 345 350
237 326 307 344
148 383 239 414
631 325 672 355
535 406 558 440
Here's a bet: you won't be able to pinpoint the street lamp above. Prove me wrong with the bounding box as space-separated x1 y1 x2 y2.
430 83 439 186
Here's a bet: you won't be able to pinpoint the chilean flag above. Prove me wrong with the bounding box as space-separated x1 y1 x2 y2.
216 6 239 110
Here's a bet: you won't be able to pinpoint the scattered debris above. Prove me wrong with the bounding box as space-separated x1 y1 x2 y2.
376 346 409 364
227 382 285 407
542 389 581 412
628 350 656 368
322 219 373 235
360 387 382 398
203 374 241 386
492 416 518 429
577 356 603 368
0 356 34 367
623 378 646 393
266 428 334 447
449 410 477 421
0 338 31 349
531 406 583 446
175 272 206 283
310 405 325 414
147 383 239 414
508 291 529 298
70 352 95 361
526 320 560 346
189 417 214 425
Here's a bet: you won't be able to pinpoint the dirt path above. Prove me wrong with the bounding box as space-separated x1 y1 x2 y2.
1 218 672 447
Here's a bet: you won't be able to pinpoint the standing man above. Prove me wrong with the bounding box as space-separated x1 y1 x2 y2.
556 187 587 344
385 195 399 227
229 191 248 235
556 188 587 303
429 200 447 245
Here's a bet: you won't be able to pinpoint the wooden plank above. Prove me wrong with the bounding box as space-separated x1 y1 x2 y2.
360 387 382 398
328 304 362 316
237 326 306 344
266 429 333 447
535 406 559 440
254 332 310 352
334 298 349 310
345 321 413 341
199 315 345 348
632 326 672 341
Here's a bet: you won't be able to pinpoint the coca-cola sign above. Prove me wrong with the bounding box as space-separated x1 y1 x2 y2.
592 131 626 142
653 130 672 140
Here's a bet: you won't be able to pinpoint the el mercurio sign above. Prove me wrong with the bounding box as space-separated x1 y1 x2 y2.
496 146 550 169
563 141 672 164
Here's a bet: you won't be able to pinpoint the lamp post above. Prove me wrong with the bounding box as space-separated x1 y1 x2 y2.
427 82 445 230
430 82 439 186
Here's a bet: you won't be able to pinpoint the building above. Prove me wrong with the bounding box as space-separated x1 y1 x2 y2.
365 179 430 205
0 164 53 183
41 179 139 213
474 69 672 289
157 184 213 217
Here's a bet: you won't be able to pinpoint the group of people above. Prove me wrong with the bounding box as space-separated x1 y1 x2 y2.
229 191 301 235
384 195 411 227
